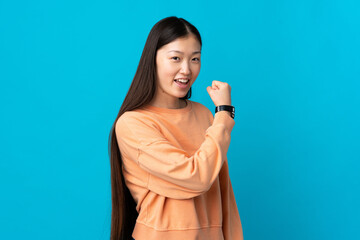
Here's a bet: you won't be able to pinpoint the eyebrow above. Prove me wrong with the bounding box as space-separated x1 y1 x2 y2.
167 50 201 54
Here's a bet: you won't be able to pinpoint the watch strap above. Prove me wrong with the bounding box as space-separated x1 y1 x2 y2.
215 105 235 119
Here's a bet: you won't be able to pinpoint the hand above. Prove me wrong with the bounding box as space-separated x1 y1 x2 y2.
206 80 232 106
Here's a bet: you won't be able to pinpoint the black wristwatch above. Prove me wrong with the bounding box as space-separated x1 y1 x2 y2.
215 105 235 119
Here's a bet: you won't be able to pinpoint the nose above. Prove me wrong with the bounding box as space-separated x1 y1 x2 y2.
180 61 191 75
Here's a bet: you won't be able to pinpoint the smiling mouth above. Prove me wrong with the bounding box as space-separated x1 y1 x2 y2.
174 78 190 84
174 78 190 89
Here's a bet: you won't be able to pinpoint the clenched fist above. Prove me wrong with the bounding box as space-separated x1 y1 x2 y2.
206 80 232 106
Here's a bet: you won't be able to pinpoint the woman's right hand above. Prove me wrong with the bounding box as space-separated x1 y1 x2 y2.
206 80 232 106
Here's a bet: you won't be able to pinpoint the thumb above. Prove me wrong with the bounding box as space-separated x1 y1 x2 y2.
206 86 213 94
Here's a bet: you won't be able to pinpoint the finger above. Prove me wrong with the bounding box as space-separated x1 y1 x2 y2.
213 80 228 88
214 81 230 91
212 81 221 90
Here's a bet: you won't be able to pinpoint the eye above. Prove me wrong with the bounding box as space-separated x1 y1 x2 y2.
192 57 200 62
171 56 180 61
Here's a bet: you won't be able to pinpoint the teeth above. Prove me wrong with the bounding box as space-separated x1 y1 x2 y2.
175 78 189 83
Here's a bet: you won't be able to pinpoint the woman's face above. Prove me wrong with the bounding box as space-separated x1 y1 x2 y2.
155 34 201 102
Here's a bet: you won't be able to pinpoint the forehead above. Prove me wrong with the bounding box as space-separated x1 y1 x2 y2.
158 35 201 53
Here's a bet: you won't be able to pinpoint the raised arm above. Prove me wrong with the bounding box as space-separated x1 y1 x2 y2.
116 110 234 199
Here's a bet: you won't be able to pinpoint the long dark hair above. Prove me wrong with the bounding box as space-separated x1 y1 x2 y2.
108 16 202 240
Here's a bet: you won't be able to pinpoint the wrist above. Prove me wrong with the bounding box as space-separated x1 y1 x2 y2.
215 105 235 119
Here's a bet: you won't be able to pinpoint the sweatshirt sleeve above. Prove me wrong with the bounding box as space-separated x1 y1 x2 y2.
115 111 235 199
219 161 244 239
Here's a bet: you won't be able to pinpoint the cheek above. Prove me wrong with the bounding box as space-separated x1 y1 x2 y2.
192 64 201 76
156 65 178 88
158 61 176 77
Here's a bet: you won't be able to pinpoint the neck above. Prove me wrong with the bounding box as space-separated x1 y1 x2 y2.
149 95 187 109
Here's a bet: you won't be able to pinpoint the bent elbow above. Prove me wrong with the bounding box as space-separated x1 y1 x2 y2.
192 174 218 193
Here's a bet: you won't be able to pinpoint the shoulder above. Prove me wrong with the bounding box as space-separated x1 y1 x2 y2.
115 110 162 144
115 111 162 152
116 110 157 131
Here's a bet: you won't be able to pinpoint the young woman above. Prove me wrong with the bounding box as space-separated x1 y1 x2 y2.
108 16 244 240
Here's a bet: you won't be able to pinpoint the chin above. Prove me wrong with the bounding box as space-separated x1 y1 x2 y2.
176 91 189 99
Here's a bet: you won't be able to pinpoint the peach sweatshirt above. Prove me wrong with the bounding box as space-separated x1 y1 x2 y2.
115 99 244 240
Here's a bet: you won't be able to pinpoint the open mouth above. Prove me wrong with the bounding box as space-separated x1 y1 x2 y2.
174 78 190 88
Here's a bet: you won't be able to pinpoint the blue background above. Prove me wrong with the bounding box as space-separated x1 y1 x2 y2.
1 0 359 239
